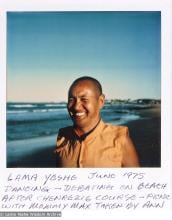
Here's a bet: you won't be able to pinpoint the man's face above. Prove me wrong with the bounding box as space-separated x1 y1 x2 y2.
67 80 104 130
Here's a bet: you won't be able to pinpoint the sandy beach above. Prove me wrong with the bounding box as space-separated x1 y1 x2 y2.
7 106 161 168
126 106 161 167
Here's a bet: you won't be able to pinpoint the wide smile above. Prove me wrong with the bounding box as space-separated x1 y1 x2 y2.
70 112 86 119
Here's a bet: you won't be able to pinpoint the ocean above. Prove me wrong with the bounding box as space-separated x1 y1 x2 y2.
7 102 142 164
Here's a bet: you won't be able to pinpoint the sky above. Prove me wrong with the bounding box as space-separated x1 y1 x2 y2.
7 11 161 102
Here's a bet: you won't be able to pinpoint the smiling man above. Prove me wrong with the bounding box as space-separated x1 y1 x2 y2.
55 76 139 168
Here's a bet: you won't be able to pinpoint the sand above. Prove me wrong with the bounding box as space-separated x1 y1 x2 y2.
7 106 161 168
126 106 161 167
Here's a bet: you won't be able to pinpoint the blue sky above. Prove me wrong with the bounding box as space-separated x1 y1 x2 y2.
7 12 161 102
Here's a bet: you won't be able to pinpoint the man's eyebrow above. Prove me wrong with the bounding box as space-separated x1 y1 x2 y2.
68 94 91 98
80 95 89 98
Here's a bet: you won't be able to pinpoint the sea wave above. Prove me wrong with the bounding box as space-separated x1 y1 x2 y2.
8 110 29 114
33 108 66 113
8 108 67 114
45 103 66 107
7 109 69 122
9 104 36 108
33 109 49 113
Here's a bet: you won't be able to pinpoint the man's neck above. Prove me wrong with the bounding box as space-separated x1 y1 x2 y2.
74 119 101 137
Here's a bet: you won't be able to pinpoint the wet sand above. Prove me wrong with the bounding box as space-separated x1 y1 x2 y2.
7 106 161 168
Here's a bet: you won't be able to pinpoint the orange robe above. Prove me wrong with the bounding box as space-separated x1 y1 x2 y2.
55 120 136 168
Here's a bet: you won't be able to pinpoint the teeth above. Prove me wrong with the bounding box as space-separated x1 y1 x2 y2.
75 112 85 116
69 112 85 117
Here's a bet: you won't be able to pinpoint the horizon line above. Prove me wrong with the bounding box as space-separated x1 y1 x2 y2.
7 97 161 103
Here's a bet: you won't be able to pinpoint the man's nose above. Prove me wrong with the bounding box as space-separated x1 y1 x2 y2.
73 99 82 111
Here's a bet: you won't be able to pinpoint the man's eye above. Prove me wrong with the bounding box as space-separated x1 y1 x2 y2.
81 98 89 102
68 98 75 103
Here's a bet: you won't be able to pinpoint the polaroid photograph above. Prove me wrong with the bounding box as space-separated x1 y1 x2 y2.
0 0 172 219
7 11 160 168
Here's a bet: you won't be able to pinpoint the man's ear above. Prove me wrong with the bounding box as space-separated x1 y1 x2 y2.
99 94 105 109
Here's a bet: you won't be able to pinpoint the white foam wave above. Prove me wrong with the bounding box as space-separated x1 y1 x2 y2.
9 104 35 108
48 108 66 112
8 108 67 115
33 109 47 113
45 103 66 107
8 110 29 114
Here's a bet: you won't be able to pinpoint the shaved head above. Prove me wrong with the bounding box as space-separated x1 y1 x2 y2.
68 76 103 97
